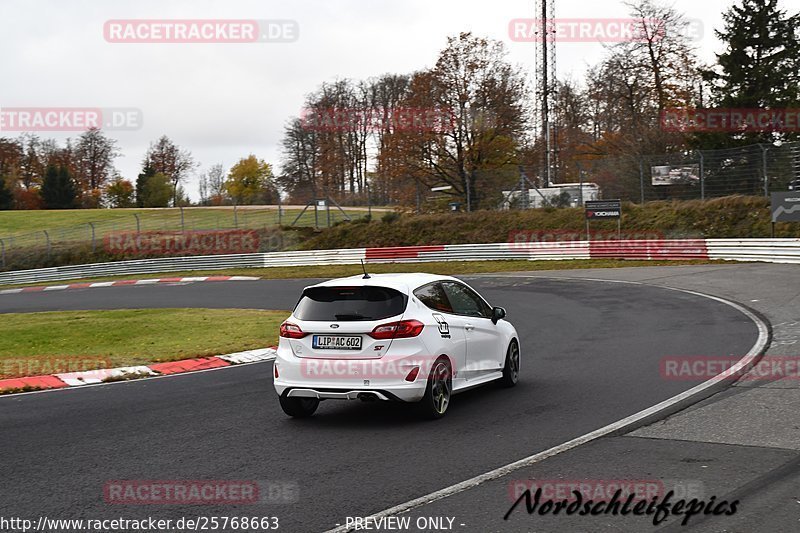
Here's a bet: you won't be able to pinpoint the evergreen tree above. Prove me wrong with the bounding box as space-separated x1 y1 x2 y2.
700 0 800 146
137 172 172 208
0 176 12 210
135 163 155 207
41 164 78 209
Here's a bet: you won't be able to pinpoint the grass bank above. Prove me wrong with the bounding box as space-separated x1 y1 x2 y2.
0 308 286 378
302 196 795 249
0 206 371 236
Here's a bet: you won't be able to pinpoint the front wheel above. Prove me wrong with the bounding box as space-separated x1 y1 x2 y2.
417 358 452 419
499 340 520 388
279 395 320 418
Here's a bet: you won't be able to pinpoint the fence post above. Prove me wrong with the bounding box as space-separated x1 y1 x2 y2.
762 144 769 196
699 151 705 200
134 213 141 234
0 238 5 269
277 194 282 226
44 230 51 259
234 205 238 228
89 222 96 253
180 207 185 233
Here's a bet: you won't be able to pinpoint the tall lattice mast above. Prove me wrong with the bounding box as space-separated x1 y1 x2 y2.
533 0 557 186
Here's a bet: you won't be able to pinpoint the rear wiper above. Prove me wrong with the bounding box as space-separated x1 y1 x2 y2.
334 313 371 320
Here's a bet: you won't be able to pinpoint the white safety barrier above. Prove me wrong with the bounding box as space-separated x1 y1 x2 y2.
0 239 797 286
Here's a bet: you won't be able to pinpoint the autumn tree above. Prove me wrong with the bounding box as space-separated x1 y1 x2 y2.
368 74 412 204
104 177 135 208
581 0 702 159
225 155 279 205
0 138 23 180
388 33 529 210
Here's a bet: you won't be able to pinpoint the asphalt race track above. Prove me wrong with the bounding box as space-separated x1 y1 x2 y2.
0 276 760 532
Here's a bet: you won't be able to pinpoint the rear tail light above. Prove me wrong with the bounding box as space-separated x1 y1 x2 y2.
274 364 280 378
279 321 307 339
369 319 424 340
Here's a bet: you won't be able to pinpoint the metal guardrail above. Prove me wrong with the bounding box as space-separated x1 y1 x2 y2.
0 239 798 286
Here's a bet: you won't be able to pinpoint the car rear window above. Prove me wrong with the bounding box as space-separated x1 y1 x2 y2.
293 286 407 321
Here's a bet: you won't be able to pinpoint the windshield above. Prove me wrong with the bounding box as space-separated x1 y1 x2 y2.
293 286 407 321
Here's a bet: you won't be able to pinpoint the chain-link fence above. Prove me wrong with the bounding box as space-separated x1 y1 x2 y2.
577 141 800 203
0 205 370 271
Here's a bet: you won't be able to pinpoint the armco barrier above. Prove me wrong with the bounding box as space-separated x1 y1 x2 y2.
0 239 797 286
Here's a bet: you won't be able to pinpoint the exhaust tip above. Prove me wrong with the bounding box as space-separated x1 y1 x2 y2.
357 392 378 402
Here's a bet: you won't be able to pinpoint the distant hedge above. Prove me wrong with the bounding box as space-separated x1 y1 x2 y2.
300 196 798 249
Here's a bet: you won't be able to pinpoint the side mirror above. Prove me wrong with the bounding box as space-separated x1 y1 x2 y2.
491 306 506 324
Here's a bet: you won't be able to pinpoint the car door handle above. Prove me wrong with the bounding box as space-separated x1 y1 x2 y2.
464 324 475 331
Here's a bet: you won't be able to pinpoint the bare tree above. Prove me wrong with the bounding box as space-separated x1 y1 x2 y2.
73 128 120 204
278 117 320 203
198 163 229 205
143 135 196 206
17 133 45 189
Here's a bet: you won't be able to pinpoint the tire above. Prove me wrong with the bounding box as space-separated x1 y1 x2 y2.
417 357 452 420
499 340 520 388
279 395 320 418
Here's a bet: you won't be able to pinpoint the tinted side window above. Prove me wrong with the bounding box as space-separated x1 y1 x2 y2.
442 282 492 318
294 286 407 321
413 282 453 313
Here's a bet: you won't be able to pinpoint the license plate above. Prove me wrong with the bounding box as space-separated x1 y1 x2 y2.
312 335 362 350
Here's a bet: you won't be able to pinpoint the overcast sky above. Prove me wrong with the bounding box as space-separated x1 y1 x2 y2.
0 0 740 200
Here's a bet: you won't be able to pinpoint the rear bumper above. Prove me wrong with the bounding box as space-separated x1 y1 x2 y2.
285 388 396 401
273 343 429 402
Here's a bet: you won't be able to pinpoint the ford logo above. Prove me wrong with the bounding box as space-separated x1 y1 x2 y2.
330 324 340 329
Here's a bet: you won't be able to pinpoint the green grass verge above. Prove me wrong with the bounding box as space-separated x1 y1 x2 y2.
0 308 286 378
1 258 726 289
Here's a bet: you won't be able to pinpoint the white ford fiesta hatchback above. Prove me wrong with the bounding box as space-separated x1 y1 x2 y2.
273 273 520 419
